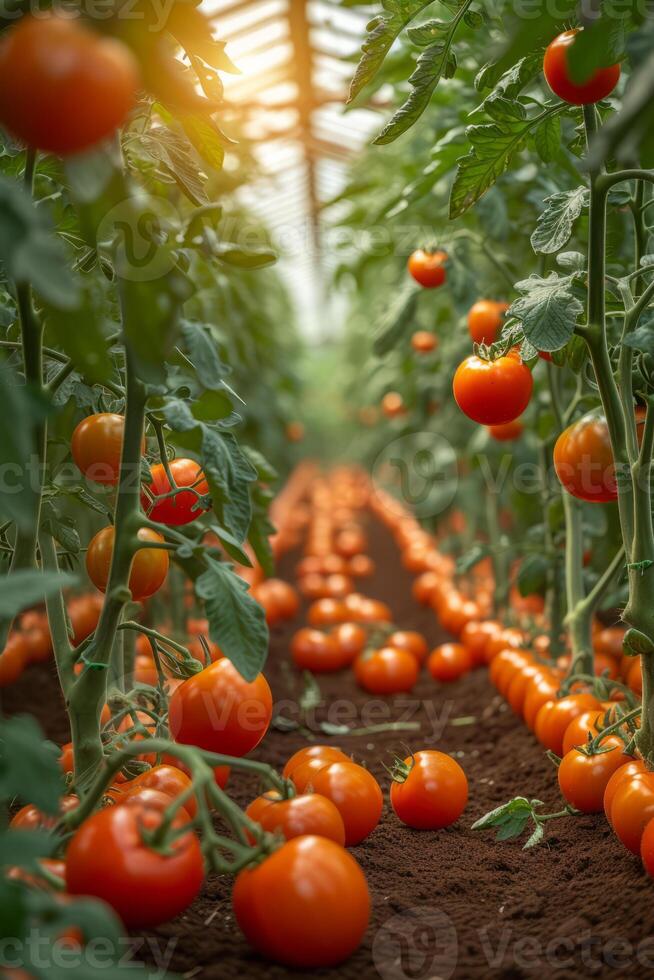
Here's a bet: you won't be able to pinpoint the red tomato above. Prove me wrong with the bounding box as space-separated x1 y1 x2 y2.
427 643 472 683
543 30 620 106
282 745 349 781
119 764 197 818
387 630 428 665
120 787 192 822
0 634 29 687
561 709 604 756
330 622 367 664
10 794 78 830
291 628 348 673
390 750 468 829
381 392 405 418
65 803 204 927
143 458 210 526
86 526 169 600
71 413 144 485
604 759 648 825
310 762 383 846
68 594 103 646
407 249 447 288
253 579 300 623
467 300 509 345
246 791 346 846
354 646 419 695
488 419 524 441
169 658 272 757
460 620 501 666
610 771 654 853
453 353 533 425
307 598 349 627
233 836 370 967
411 331 438 353
557 737 630 813
553 415 617 502
412 571 439 605
534 693 601 755
640 817 654 878
22 623 52 664
347 554 375 578
0 14 139 155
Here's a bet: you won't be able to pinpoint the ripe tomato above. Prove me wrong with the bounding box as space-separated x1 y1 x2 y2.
610 771 654 853
488 419 524 441
120 787 192 821
561 709 604 756
22 623 52 664
347 554 374 578
354 646 419 695
411 330 438 354
407 249 447 288
282 745 349 781
557 737 629 813
65 802 204 927
143 458 210 526
381 391 405 418
390 750 468 829
387 630 428 665
453 353 533 425
640 817 654 878
594 626 625 659
119 764 197 818
233 836 370 967
68 594 103 646
286 421 305 443
523 673 560 729
427 642 472 683
11 794 78 830
543 30 620 106
86 526 169 600
330 622 367 664
534 693 601 755
169 658 272 757
604 759 648 825
0 634 29 687
291 628 347 673
0 14 139 155
246 791 346 846
553 415 617 502
310 762 383 846
307 598 349 627
467 300 509 345
413 571 438 605
71 413 144 485
460 620 501 666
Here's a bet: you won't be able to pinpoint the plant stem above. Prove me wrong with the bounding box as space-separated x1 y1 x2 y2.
562 492 593 676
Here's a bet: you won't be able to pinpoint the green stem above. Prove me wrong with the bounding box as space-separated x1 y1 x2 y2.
562 492 593 676
38 532 75 698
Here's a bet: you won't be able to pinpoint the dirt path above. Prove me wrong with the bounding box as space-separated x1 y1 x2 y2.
4 514 654 979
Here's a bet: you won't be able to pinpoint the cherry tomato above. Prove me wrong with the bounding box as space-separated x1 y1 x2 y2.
86 526 169 600
0 634 29 687
411 331 438 353
291 627 348 672
71 413 144 485
21 623 52 664
347 554 374 578
390 750 468 829
119 764 197 818
523 673 560 729
467 300 509 345
286 421 305 442
460 620 501 666
640 817 654 878
143 458 209 526
169 658 272 757
604 759 648 825
488 419 524 441
310 761 383 846
233 836 370 967
553 415 617 502
453 353 533 425
282 745 349 780
610 771 654 853
387 630 428 665
543 30 620 106
427 643 472 683
381 391 405 418
10 794 78 830
254 579 300 623
561 709 604 756
557 737 629 813
307 598 349 627
65 802 204 927
534 693 601 755
0 14 139 155
407 249 447 288
120 787 192 822
68 594 103 646
413 571 439 605
354 646 419 695
330 622 367 664
246 791 346 846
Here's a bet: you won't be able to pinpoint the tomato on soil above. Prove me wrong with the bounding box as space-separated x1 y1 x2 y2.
291 627 348 672
557 737 630 813
330 622 367 663
534 693 601 755
246 791 346 846
119 764 197 817
390 750 468 830
387 630 428 665
543 30 620 106
65 802 204 928
610 771 654 854
282 745 349 780
354 646 419 695
86 526 169 600
169 658 272 757
143 458 210 526
232 836 370 968
453 353 533 425
0 14 139 155
309 761 383 846
604 759 648 825
407 249 447 288
427 642 472 683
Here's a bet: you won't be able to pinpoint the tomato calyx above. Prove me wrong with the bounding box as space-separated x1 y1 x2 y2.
386 747 416 784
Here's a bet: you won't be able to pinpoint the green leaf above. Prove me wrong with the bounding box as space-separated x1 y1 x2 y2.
533 114 562 164
196 557 268 680
180 320 231 391
40 502 81 557
373 286 420 356
374 38 456 145
531 188 589 255
64 147 116 203
565 18 625 85
180 115 226 172
213 241 277 269
517 554 548 597
406 19 449 46
621 325 654 356
0 569 76 618
135 125 208 206
43 286 115 385
348 0 434 102
509 273 583 352
475 51 542 95
0 828 56 867
0 714 63 812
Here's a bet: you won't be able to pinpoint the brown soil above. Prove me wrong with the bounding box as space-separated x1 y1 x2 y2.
4 515 654 979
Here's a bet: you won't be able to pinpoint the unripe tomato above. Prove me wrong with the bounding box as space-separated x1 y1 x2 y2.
411 330 438 353
390 750 468 829
407 249 447 288
169 658 272 757
233 836 370 967
453 353 533 425
467 300 509 345
310 761 383 845
354 646 419 695
65 802 204 927
553 415 617 502
0 14 139 155
71 414 144 485
543 30 620 106
557 737 629 813
143 458 210 526
86 526 169 600
246 791 346 846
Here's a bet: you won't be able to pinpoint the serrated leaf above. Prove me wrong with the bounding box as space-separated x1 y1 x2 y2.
180 115 226 172
621 325 654 356
0 715 63 812
531 188 589 254
524 822 545 848
373 286 420 356
196 557 268 679
406 19 449 46
374 40 454 145
180 320 231 391
510 272 583 351
348 0 434 102
533 114 561 164
557 251 585 271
